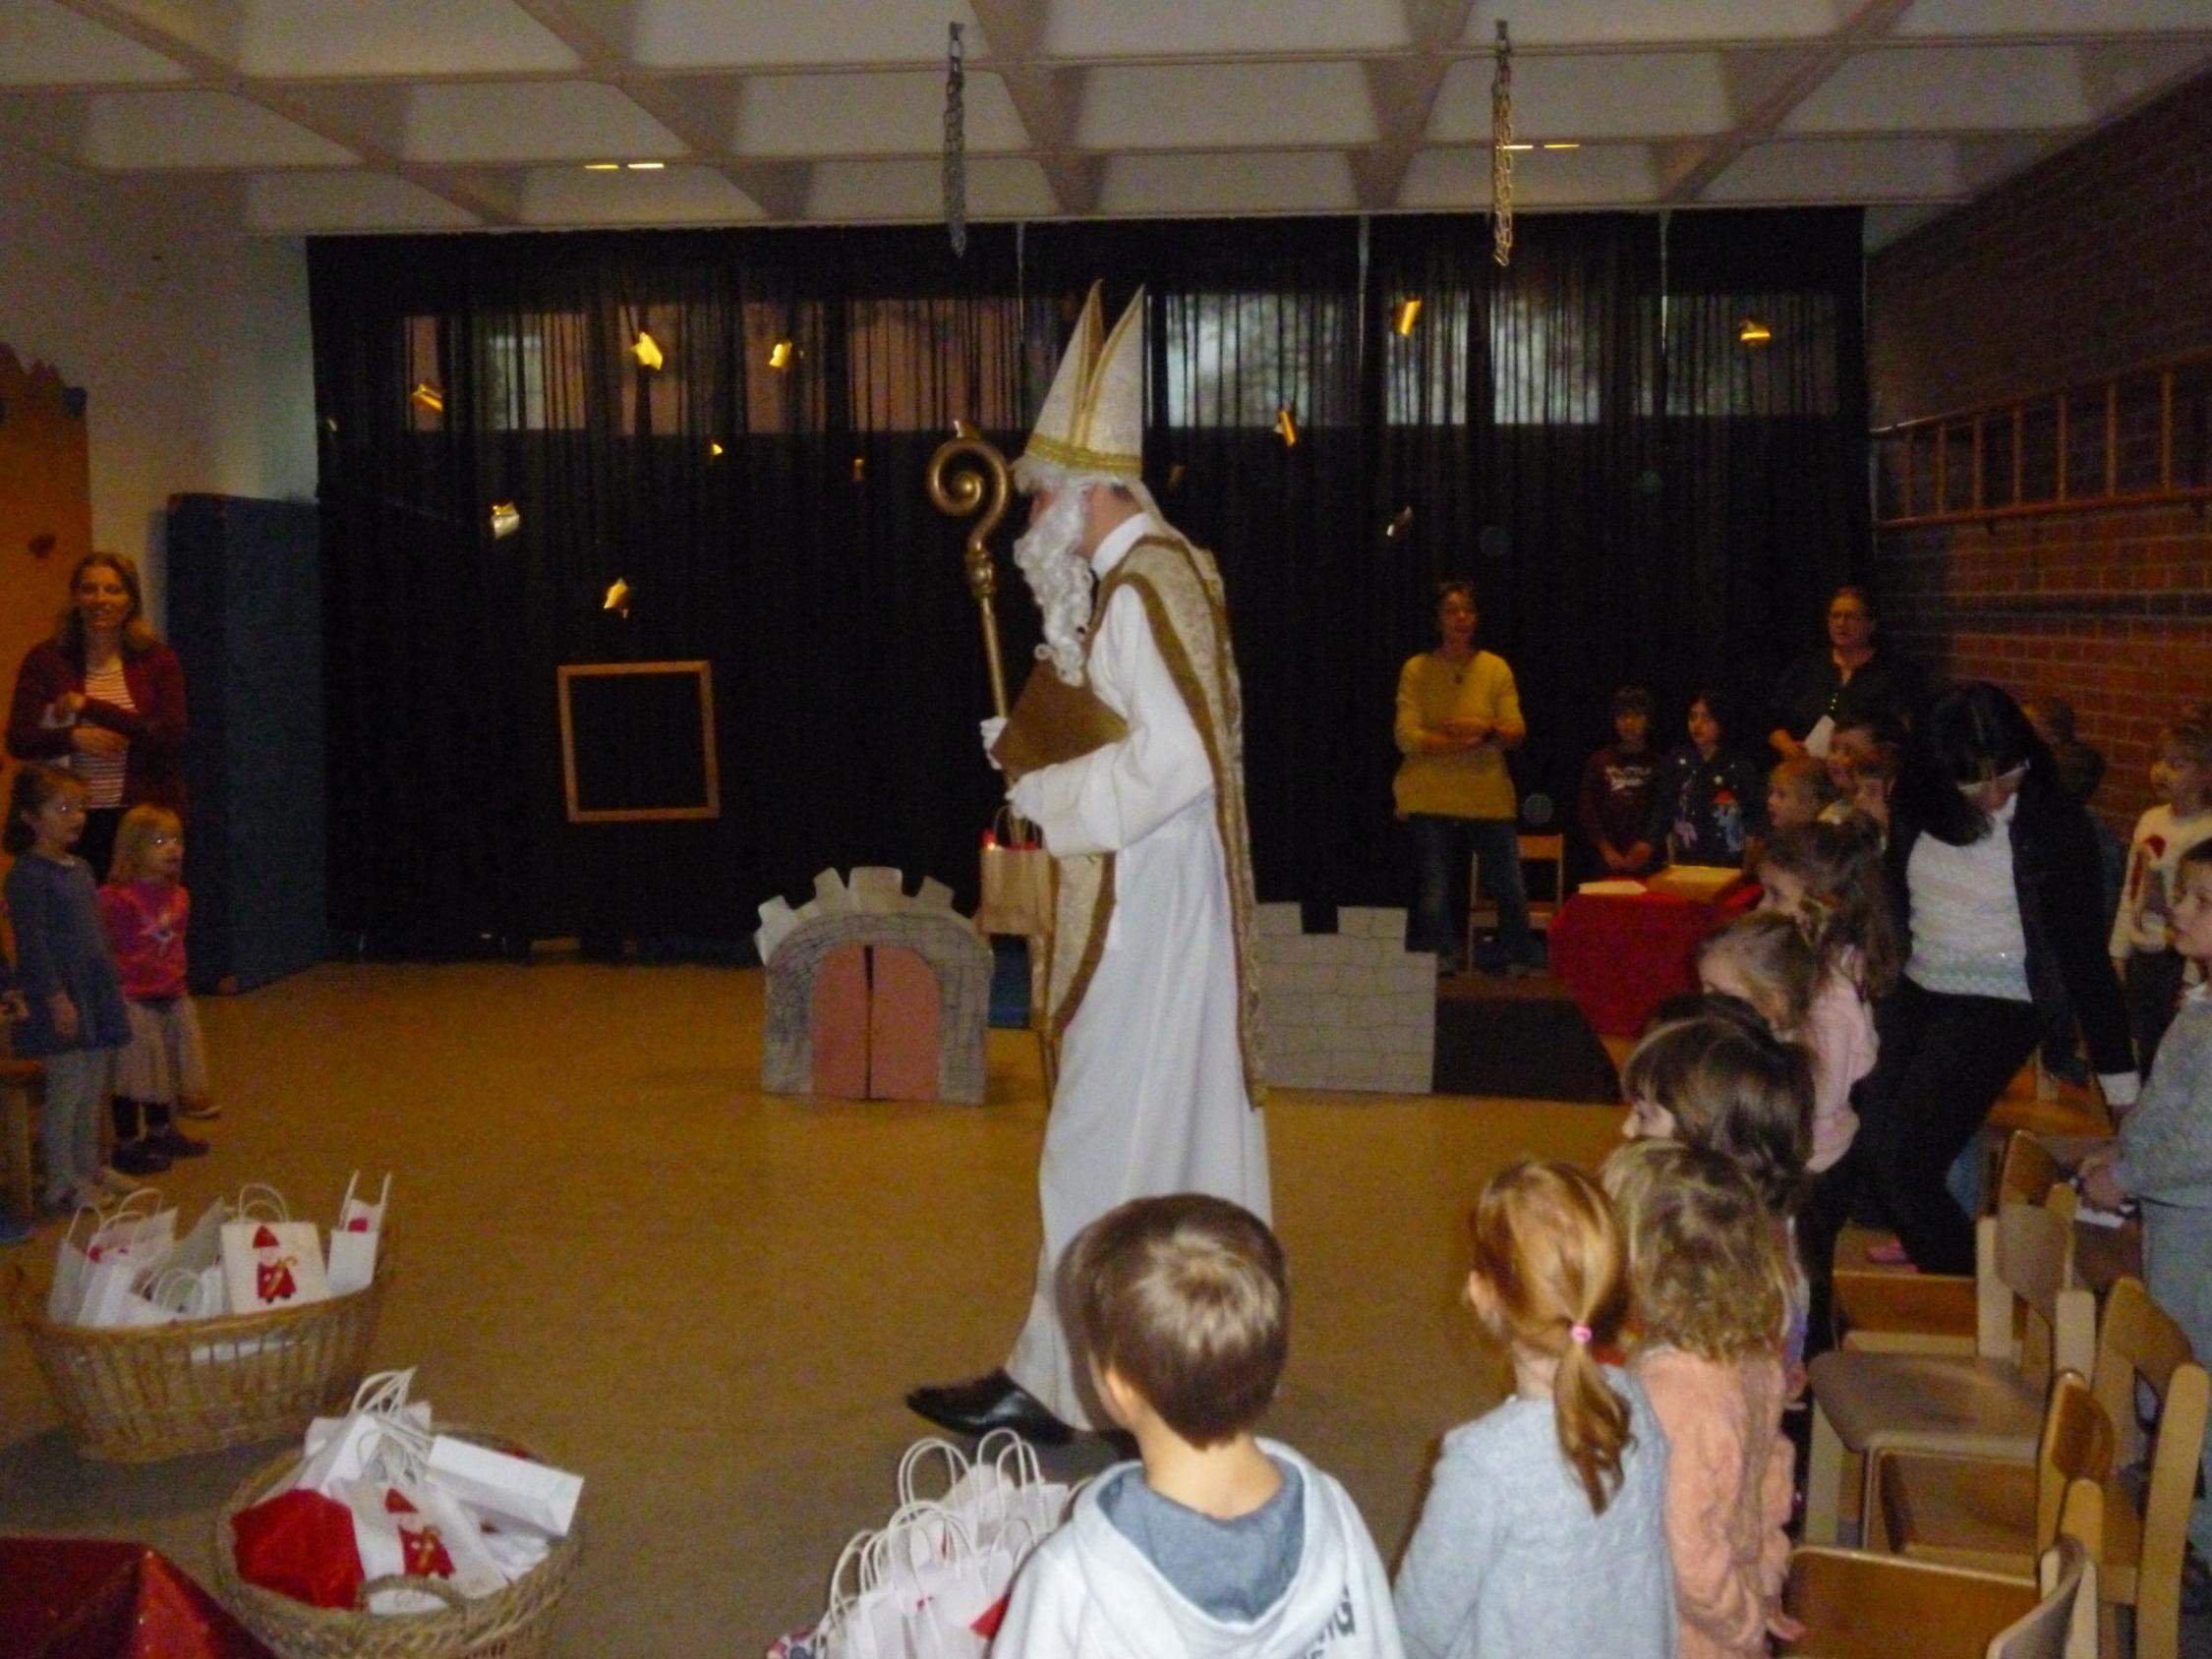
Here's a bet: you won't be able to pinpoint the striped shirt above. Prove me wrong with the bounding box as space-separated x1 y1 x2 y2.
76 660 133 808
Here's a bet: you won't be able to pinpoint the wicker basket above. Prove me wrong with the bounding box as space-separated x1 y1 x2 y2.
9 1265 388 1461
211 1430 584 1659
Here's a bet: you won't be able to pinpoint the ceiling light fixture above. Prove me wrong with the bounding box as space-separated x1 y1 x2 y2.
625 161 666 171
1542 142 1580 150
1501 143 1534 152
1738 318 1773 346
584 162 620 171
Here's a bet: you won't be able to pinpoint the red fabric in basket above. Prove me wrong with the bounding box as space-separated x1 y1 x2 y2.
0 1538 275 1658
230 1487 367 1610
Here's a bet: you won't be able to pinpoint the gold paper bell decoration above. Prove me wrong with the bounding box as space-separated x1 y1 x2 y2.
488 501 521 541
850 456 866 484
603 578 632 617
1385 506 1415 540
1166 462 1188 492
707 439 725 459
952 418 980 440
768 339 794 371
1393 298 1423 337
409 381 444 416
632 331 665 371
1738 318 1773 346
1274 407 1299 448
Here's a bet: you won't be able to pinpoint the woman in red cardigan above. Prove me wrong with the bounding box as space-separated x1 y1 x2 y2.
7 551 188 882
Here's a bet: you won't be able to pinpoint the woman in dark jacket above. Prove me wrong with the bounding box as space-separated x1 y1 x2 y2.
6 551 188 880
1852 683 2135 1275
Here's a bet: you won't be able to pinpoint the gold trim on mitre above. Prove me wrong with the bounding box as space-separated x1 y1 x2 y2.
1022 281 1144 481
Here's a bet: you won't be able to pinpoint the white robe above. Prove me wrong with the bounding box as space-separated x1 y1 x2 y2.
1005 513 1271 1426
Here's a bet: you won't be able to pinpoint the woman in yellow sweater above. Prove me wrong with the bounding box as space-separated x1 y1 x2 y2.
1393 582 1533 975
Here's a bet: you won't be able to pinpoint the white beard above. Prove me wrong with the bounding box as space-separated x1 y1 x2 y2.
1012 486 1094 685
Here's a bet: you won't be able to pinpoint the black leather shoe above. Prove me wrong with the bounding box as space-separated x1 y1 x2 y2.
905 1369 1073 1446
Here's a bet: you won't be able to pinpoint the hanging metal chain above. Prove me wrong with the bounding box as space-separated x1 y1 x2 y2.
1490 21 1514 268
944 22 967 257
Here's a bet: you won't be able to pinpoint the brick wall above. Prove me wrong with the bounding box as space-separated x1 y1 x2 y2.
1866 67 2212 835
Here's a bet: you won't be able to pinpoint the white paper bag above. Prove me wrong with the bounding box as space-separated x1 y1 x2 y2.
56 1193 178 1327
294 1370 430 1496
425 1435 582 1538
328 1172 390 1297
221 1217 330 1315
341 1476 508 1608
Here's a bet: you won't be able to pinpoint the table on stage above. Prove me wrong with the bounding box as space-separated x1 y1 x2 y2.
1546 881 1762 1038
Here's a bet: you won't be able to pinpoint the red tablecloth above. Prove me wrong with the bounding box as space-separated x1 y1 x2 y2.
1547 884 1762 1037
0 1538 273 1658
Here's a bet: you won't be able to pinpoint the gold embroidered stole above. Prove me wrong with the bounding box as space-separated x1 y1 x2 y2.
1045 533 1265 1107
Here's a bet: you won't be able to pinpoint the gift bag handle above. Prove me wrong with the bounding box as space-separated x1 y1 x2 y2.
231 1182 291 1223
818 1526 878 1637
896 1437 972 1509
974 1427 1046 1491
67 1184 161 1247
344 1366 418 1418
145 1266 209 1318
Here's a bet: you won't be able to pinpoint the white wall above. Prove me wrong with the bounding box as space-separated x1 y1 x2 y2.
0 152 315 622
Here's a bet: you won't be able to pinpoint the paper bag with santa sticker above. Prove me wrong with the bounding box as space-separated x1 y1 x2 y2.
220 1189 330 1315
327 1172 390 1297
340 1476 508 1614
49 1188 176 1324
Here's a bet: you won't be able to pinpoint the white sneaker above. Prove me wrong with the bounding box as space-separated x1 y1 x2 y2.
92 1166 146 1197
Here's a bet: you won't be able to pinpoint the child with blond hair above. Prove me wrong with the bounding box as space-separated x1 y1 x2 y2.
1765 756 1835 834
1395 1160 1674 1659
1606 1139 1798 1657
96 802 214 1174
995 1194 1402 1657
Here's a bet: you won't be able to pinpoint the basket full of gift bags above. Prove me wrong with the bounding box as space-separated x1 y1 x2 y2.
8 1175 390 1460
212 1369 585 1659
770 1430 1073 1659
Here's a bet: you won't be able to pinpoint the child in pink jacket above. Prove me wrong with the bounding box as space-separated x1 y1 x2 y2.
1605 1138 1799 1658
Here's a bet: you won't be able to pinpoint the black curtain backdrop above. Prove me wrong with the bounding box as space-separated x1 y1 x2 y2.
307 208 1867 955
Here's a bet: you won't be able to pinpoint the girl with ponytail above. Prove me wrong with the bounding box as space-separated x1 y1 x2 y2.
1394 1160 1676 1659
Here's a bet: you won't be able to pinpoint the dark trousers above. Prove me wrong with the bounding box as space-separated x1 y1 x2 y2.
2125 947 2185 1076
1405 813 1532 970
1854 979 2042 1275
1798 1156 1858 1359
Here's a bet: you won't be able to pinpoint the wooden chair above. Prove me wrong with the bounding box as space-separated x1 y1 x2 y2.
1873 1370 2114 1569
1782 1531 2096 1659
1835 1134 2074 1358
2083 1278 2208 1659
1806 1198 2097 1545
0 1056 40 1222
1467 832 1566 963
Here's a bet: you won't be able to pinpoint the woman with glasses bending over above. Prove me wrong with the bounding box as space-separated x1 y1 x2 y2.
1850 683 2136 1273
6 552 188 883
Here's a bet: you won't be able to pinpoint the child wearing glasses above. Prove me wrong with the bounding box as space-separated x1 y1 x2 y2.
97 803 215 1175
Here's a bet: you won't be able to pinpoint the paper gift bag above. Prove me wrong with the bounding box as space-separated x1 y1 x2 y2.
975 811 1055 937
341 1477 507 1609
294 1370 429 1496
221 1217 329 1315
425 1435 582 1537
53 1192 178 1326
327 1172 390 1297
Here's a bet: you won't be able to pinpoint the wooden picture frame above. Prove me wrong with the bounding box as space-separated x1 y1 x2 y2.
556 659 721 824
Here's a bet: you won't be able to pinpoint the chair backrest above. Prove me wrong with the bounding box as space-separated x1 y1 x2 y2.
1520 833 1566 914
1984 1535 2094 1659
2089 1277 2210 1659
1996 1132 2065 1214
1979 1201 2095 1378
2033 1371 2115 1551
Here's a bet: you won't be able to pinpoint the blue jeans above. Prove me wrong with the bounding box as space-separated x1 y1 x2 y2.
1405 814 1533 970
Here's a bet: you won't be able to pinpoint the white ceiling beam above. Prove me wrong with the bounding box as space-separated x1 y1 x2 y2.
1657 0 1915 203
1351 1 1473 209
49 0 524 224
966 0 1095 214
